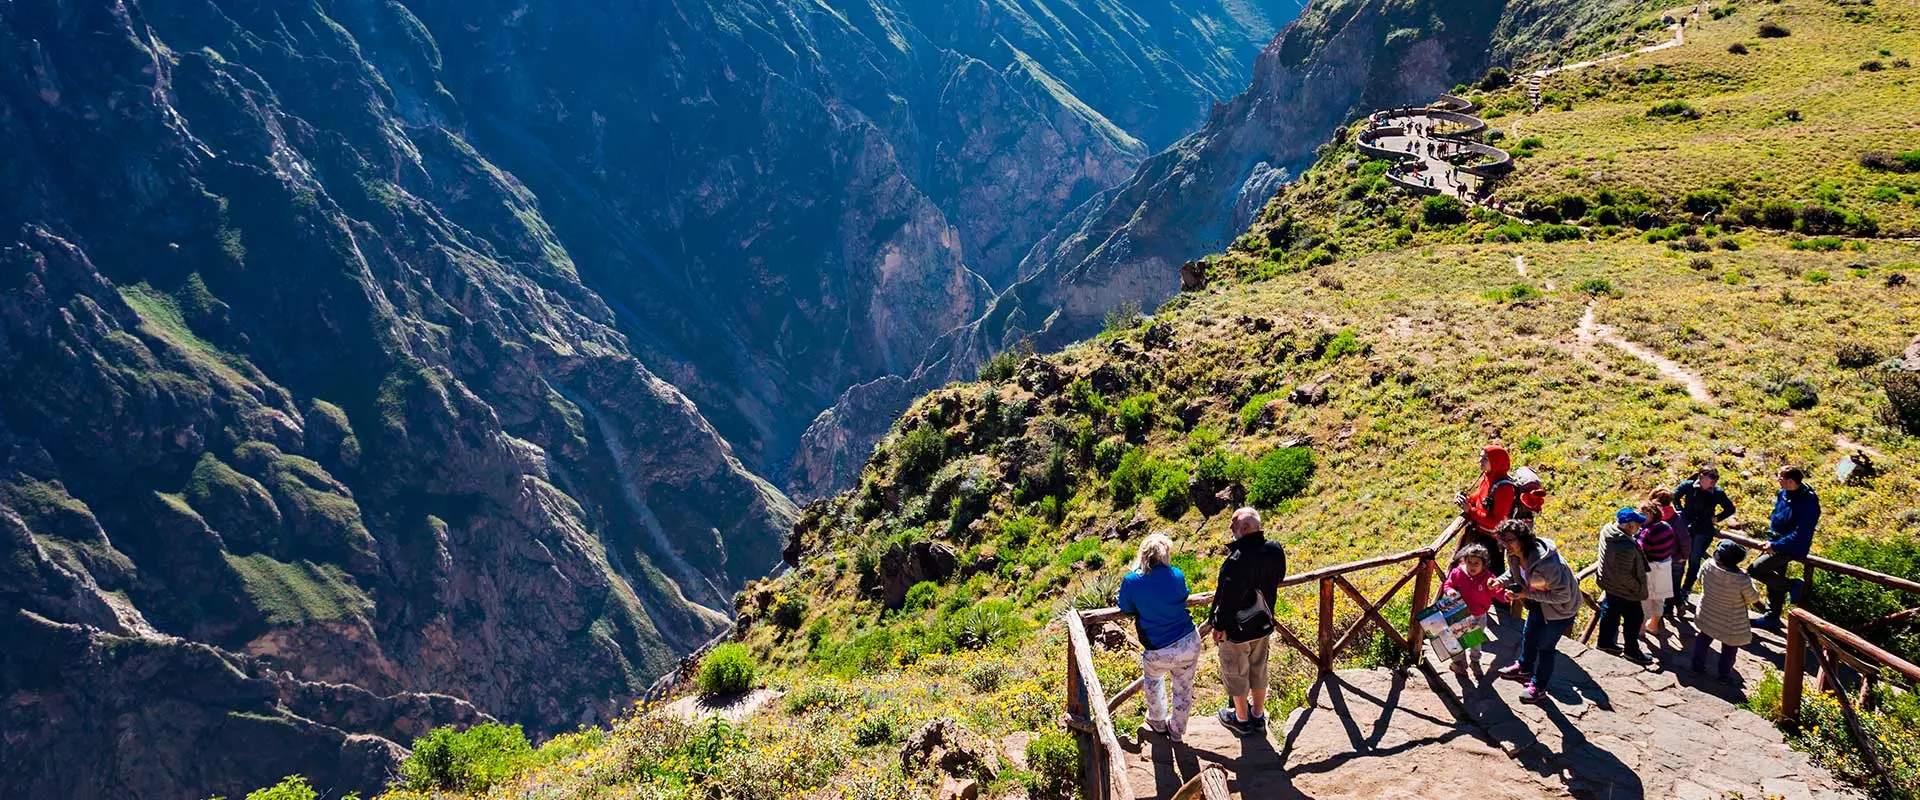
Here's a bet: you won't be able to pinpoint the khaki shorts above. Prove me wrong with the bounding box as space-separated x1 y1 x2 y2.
1218 635 1271 696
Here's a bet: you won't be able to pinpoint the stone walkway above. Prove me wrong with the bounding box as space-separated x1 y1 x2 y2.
1115 598 1855 799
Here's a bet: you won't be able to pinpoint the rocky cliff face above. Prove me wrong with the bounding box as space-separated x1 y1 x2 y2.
788 0 1645 498
0 0 1295 797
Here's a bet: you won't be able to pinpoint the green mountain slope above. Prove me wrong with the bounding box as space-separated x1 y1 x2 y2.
354 1 1920 799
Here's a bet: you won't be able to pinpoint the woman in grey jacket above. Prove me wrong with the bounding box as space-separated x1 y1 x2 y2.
1492 519 1581 704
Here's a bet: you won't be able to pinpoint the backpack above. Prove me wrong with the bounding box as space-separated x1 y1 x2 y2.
1486 466 1547 520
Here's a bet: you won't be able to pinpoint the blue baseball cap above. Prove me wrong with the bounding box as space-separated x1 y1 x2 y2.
1616 508 1647 525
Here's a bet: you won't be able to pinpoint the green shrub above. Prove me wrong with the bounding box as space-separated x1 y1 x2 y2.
1056 538 1104 568
772 595 809 629
1246 447 1314 508
1807 537 1920 663
903 581 939 612
1149 463 1192 519
940 600 1026 650
893 423 947 487
1883 371 1920 434
400 722 534 793
1681 188 1733 215
1478 67 1511 90
240 776 340 800
783 680 855 714
1194 451 1253 486
1110 449 1151 507
1422 195 1467 225
1102 301 1144 337
1323 329 1363 360
1805 270 1831 284
1771 377 1820 410
1093 437 1130 475
1024 731 1081 800
978 346 1021 383
1237 391 1285 428
1757 21 1790 37
1538 223 1582 242
696 643 757 696
1575 278 1616 296
1116 393 1159 437
962 660 1011 692
1748 668 1920 798
1647 100 1701 119
852 711 906 747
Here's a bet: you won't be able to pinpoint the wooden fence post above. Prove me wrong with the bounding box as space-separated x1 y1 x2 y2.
1783 611 1806 725
1065 615 1098 798
1318 577 1336 674
1408 557 1434 666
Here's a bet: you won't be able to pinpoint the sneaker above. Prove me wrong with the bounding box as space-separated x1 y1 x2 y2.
1497 663 1532 682
1752 616 1783 631
1248 714 1268 731
1519 684 1548 704
1216 707 1252 735
1623 651 1654 666
1451 660 1469 676
1140 719 1169 738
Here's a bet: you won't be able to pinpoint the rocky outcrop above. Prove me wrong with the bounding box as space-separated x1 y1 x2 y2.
879 541 959 609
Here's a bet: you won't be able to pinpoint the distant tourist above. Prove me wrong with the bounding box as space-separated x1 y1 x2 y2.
1206 507 1287 736
1595 508 1654 666
1752 466 1821 629
1456 445 1517 577
1117 533 1199 743
1637 497 1679 641
1693 541 1763 682
1674 466 1736 616
1443 543 1501 675
1493 519 1580 704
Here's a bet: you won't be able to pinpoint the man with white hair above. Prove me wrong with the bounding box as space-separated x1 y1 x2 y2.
1206 507 1288 736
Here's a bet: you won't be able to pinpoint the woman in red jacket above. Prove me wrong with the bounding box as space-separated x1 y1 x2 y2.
1455 445 1515 576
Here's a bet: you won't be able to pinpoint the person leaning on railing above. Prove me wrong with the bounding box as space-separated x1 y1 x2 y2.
1752 465 1821 630
1673 466 1736 618
1116 532 1199 744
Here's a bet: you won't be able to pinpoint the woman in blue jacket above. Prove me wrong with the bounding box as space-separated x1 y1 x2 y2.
1117 532 1199 743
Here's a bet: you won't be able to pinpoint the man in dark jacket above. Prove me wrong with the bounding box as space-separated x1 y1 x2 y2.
1674 467 1737 611
1752 466 1820 628
1207 507 1287 736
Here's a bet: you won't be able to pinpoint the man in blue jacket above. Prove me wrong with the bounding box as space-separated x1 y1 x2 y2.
1751 466 1820 629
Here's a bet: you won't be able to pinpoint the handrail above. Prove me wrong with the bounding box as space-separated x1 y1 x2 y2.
1079 545 1437 624
1065 610 1136 800
1715 530 1920 597
1782 608 1920 798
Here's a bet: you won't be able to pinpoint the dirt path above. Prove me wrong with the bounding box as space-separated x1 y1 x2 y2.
1577 301 1715 405
1513 254 1554 290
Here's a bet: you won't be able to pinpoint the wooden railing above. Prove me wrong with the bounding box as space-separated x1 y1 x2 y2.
1783 609 1920 798
1062 518 1466 799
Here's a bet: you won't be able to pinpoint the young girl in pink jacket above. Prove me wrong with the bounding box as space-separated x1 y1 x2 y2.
1444 544 1502 674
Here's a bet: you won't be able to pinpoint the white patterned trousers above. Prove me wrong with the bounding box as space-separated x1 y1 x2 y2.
1140 630 1201 739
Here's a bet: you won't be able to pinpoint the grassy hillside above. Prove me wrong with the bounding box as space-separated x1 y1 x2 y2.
355 3 1920 799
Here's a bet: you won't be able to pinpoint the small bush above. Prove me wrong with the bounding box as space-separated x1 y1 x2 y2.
784 681 855 714
242 776 331 800
1805 270 1831 284
1109 448 1150 507
852 711 906 747
1422 195 1467 225
400 722 534 793
941 600 1026 650
1149 463 1191 519
1093 437 1130 475
1025 731 1081 799
1116 393 1159 437
697 643 757 696
1576 278 1616 296
893 423 947 487
1689 256 1715 271
773 596 808 629
1246 447 1314 508
1648 100 1701 119
977 347 1021 383
1478 67 1511 90
1727 42 1749 54
1884 371 1920 434
1757 21 1790 38
1538 223 1582 242
1771 377 1820 410
903 580 939 612
1861 60 1885 72
1323 329 1363 359
963 660 1012 692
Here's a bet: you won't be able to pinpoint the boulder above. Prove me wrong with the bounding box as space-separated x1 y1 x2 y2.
1101 509 1149 541
1903 334 1920 371
1016 357 1063 397
879 541 959 609
937 776 980 800
1289 382 1329 406
900 719 999 783
1180 260 1211 292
